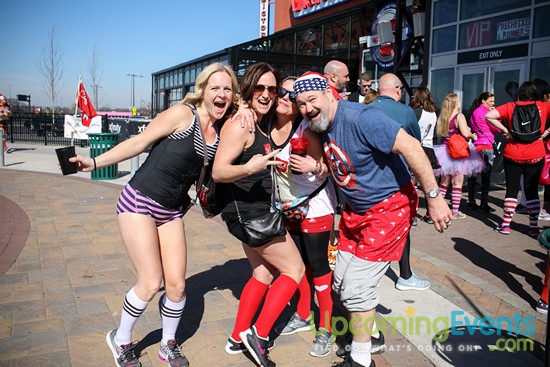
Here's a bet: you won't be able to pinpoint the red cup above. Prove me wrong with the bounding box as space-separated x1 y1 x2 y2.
290 137 309 156
289 138 309 175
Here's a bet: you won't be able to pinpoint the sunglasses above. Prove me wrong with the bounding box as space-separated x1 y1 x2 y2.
278 87 297 102
254 84 278 97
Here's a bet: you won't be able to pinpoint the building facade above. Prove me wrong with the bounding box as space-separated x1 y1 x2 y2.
151 0 550 114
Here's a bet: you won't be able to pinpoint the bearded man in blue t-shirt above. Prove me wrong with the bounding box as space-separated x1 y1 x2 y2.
293 72 452 367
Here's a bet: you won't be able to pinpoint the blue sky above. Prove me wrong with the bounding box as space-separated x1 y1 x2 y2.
1 0 268 110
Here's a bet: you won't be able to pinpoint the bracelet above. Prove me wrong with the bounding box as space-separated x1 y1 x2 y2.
92 157 97 171
312 160 321 175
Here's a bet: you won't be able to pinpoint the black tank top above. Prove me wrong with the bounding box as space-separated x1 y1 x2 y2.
221 127 272 214
129 117 218 209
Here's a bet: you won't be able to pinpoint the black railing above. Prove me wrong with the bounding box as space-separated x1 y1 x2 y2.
5 112 89 147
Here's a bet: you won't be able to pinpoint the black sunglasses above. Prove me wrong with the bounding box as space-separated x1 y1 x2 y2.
278 87 297 102
254 84 278 97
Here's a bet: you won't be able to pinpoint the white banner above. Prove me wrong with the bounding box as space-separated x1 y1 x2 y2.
64 115 101 139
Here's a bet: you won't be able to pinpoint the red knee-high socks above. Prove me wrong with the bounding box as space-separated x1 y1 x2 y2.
254 274 299 338
230 277 269 342
541 256 550 304
295 272 312 320
314 272 333 332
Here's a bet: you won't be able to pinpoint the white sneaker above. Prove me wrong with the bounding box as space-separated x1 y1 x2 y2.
539 210 550 221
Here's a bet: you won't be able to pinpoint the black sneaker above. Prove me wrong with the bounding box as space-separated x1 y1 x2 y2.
225 336 274 355
239 326 276 367
466 202 479 211
336 331 385 358
106 329 142 367
332 354 375 367
478 204 496 213
158 339 189 367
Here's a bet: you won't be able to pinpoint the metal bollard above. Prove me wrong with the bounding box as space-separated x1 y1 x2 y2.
0 128 4 167
131 155 139 176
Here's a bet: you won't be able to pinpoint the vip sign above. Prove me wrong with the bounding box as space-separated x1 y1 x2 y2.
369 2 412 69
259 0 269 38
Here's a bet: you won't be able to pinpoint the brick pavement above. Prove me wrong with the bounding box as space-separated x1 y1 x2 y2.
0 144 547 366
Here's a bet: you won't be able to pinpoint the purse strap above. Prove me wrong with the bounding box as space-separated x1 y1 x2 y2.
184 103 209 206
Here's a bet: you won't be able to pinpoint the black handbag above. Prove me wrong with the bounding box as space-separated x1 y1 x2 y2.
187 103 222 218
228 188 286 247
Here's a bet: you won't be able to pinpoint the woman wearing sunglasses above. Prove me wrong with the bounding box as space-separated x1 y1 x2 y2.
269 76 337 357
213 63 305 367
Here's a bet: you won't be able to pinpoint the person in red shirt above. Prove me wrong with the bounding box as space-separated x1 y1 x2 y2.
0 94 12 153
485 81 550 237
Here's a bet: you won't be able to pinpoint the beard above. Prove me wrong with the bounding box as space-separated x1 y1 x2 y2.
306 110 330 133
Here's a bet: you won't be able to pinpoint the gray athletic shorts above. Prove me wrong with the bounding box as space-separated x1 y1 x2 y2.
332 250 389 312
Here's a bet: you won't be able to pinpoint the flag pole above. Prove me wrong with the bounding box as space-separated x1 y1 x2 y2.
70 76 82 145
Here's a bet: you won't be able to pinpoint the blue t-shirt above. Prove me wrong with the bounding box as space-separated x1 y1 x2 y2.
322 100 411 214
372 95 421 141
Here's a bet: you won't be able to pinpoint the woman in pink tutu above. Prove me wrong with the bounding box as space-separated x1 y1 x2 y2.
433 93 485 219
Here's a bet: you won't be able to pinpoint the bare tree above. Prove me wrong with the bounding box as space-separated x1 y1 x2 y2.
88 43 103 109
38 26 63 114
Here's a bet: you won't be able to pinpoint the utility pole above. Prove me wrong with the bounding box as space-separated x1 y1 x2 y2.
126 74 143 109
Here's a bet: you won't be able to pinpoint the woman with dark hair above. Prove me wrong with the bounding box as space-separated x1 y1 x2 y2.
411 87 439 223
486 81 550 237
269 76 337 357
213 63 305 367
466 92 500 213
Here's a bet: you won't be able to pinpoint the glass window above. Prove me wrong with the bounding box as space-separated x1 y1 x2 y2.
534 5 550 38
531 58 550 89
324 17 349 59
430 68 454 108
459 10 530 50
297 26 322 56
433 0 458 26
432 26 456 54
460 0 530 20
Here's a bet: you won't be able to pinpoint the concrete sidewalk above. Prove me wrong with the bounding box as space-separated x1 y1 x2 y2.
0 143 547 366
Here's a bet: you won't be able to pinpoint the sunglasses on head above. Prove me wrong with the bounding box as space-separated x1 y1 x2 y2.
278 87 297 102
254 84 278 97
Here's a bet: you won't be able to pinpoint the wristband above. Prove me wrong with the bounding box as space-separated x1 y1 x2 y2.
312 160 321 175
92 157 97 171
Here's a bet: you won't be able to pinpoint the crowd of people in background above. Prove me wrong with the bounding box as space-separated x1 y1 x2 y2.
50 59 550 367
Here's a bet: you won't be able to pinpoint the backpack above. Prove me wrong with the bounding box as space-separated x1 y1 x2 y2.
510 103 541 143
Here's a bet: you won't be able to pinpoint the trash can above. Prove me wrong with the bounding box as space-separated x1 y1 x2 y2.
88 133 119 180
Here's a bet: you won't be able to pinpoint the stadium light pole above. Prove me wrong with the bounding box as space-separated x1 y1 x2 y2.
127 74 143 108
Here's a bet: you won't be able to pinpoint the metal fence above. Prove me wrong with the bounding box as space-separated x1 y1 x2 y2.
3 113 152 147
4 112 90 147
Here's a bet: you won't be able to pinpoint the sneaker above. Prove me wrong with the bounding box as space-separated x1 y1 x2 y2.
516 204 528 214
158 339 189 367
276 312 312 335
412 217 418 226
536 299 548 314
529 228 541 239
466 202 479 210
225 337 274 355
395 272 430 291
239 326 276 367
452 212 467 220
106 329 142 367
421 214 434 224
310 329 333 357
478 204 496 213
495 226 510 235
332 354 375 367
539 210 550 221
336 331 385 358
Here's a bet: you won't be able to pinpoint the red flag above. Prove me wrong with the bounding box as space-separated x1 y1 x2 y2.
77 82 97 127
